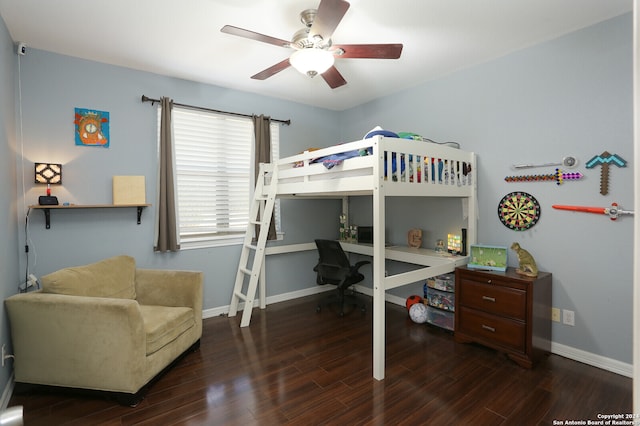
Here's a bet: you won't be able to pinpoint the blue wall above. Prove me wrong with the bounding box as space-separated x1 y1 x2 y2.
340 13 634 365
14 48 347 316
0 14 19 403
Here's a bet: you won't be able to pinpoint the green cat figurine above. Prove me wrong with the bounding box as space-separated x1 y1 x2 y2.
510 242 538 277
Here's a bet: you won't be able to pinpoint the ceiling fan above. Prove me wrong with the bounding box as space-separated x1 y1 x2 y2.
220 0 403 89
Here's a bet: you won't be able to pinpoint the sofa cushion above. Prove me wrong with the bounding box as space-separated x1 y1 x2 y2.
41 255 136 300
139 305 195 355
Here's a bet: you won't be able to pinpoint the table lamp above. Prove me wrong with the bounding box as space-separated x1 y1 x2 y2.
34 162 62 205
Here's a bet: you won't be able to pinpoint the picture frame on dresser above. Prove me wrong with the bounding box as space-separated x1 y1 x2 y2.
467 244 508 272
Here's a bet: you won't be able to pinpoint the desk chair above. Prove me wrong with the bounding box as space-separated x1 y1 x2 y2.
313 239 371 316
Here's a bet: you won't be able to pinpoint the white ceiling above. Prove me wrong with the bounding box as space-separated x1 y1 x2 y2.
0 0 633 111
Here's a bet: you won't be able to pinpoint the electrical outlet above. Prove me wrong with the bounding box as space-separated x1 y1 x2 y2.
28 273 38 287
551 307 560 322
563 309 575 326
19 273 38 292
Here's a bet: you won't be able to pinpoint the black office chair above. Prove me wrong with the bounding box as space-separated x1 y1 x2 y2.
313 239 371 316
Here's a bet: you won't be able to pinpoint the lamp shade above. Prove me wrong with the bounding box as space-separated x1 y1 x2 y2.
34 163 62 185
290 48 335 77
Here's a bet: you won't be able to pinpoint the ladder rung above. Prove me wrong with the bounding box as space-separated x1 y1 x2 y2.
239 267 252 276
244 243 257 250
234 291 247 301
250 220 260 225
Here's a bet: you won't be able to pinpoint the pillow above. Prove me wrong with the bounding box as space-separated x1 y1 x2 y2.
363 125 399 140
41 255 137 299
364 129 399 139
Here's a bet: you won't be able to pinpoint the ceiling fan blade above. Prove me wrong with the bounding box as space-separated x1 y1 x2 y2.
251 58 291 80
221 25 291 48
321 66 347 89
309 0 350 41
332 44 403 59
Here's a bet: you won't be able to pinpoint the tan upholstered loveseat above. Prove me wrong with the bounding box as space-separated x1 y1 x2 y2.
5 255 203 405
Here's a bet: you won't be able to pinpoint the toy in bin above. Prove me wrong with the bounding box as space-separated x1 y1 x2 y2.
425 274 455 293
426 288 455 311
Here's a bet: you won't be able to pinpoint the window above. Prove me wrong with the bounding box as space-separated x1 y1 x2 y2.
160 106 280 248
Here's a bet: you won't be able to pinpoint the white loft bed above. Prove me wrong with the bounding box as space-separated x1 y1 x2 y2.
260 135 477 380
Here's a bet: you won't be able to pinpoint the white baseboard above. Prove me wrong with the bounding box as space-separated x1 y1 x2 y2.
206 286 633 378
202 286 332 319
550 342 632 378
353 284 406 306
367 287 633 378
1 373 14 410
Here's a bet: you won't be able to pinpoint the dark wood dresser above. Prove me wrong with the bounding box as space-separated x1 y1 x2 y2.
454 266 552 368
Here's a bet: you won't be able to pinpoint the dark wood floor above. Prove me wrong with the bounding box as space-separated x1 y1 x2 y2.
9 294 632 425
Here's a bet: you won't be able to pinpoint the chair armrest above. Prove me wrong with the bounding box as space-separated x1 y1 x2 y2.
352 260 371 273
135 269 203 339
134 269 203 309
5 292 146 391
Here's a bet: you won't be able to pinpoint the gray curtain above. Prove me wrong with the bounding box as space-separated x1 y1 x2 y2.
155 97 180 252
253 114 277 241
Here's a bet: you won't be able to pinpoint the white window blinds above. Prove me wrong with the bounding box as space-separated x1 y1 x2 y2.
160 106 280 248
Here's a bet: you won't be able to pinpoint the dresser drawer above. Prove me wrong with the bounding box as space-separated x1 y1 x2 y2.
458 307 526 351
455 266 552 369
458 279 526 320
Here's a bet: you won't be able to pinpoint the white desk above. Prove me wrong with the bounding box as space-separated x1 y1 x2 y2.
265 241 467 292
338 242 468 289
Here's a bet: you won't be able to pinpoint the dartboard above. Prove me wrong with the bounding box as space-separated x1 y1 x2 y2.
497 191 541 231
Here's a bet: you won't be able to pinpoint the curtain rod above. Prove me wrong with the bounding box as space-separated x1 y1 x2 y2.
141 95 291 126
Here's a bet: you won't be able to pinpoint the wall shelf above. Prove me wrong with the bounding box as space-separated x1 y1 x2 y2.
29 204 151 229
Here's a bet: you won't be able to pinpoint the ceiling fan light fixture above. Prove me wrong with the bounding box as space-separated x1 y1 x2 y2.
290 48 334 77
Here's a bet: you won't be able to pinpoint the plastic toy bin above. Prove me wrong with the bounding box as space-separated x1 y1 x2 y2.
425 274 455 292
426 287 455 312
426 307 454 331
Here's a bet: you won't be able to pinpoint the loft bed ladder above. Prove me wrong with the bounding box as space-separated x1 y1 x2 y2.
228 163 277 327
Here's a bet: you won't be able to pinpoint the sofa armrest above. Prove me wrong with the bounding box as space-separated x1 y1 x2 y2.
135 269 203 336
5 292 146 392
135 269 203 308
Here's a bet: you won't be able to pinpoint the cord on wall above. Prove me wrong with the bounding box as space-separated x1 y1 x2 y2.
17 52 25 214
17 52 38 291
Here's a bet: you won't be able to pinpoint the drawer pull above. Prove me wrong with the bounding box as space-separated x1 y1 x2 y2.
487 279 492 284
482 296 496 302
482 324 496 333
